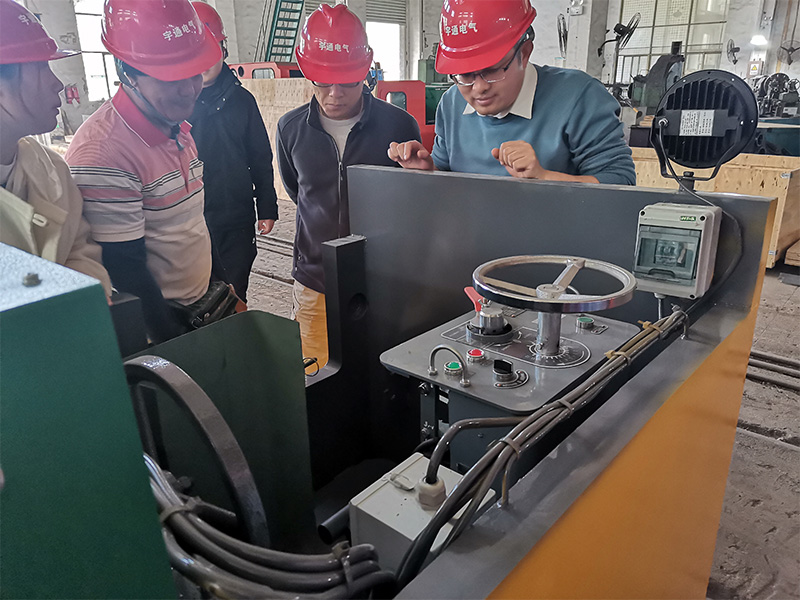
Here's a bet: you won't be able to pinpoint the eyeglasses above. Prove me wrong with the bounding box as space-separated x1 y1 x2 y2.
312 81 362 88
450 41 525 86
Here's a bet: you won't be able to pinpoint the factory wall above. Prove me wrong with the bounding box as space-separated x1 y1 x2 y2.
18 0 800 134
408 0 800 83
204 0 265 63
23 0 100 134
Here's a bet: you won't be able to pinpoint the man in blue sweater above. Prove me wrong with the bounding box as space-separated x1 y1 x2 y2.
389 0 635 185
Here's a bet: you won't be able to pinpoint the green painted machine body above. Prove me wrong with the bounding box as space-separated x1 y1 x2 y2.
0 245 174 599
139 311 318 552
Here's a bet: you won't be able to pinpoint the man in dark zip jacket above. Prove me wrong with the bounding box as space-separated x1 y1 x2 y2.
190 2 278 304
276 3 420 371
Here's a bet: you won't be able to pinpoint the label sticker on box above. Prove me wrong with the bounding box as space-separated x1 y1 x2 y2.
679 110 715 136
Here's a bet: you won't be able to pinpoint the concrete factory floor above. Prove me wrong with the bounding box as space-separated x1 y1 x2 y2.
248 198 800 599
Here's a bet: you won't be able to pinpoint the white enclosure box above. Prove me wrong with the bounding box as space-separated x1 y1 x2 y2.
634 203 722 299
349 453 495 573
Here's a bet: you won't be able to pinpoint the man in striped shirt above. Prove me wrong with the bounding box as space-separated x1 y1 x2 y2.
66 0 223 342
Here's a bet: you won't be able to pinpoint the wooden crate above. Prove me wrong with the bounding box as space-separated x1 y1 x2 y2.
632 148 800 268
240 78 315 202
786 239 800 267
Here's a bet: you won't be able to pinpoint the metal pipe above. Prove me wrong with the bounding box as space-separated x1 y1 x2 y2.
748 358 800 379
317 506 350 545
746 370 800 392
536 312 562 356
750 349 800 370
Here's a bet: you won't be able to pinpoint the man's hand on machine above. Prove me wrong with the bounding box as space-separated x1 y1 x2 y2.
388 141 435 171
492 140 546 179
492 140 600 184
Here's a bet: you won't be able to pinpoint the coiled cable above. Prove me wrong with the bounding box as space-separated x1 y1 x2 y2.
146 455 394 598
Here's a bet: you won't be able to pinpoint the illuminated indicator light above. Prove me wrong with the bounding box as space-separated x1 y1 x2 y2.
468 349 484 357
446 361 461 370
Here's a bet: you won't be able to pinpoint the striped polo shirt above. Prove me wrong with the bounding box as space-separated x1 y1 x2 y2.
66 89 211 305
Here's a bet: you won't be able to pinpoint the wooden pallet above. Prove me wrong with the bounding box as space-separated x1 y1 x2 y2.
240 78 315 202
786 239 800 267
632 148 800 268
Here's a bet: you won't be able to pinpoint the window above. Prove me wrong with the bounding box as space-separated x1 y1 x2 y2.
74 0 118 101
616 0 730 83
303 0 407 79
366 22 402 80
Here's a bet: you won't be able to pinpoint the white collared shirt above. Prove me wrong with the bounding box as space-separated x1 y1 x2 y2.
463 63 539 119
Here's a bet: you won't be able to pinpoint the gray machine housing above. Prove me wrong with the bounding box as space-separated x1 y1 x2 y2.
381 309 639 474
309 168 771 599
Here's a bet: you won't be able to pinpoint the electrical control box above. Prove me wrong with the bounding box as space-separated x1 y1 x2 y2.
633 203 721 298
349 453 495 573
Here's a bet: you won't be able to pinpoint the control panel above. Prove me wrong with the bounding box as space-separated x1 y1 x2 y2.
381 254 640 479
381 306 640 415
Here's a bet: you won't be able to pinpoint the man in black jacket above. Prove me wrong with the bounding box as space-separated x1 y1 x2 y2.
190 2 278 304
277 3 420 370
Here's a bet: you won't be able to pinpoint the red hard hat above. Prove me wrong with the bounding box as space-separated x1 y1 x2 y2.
102 0 222 82
192 2 227 42
436 0 537 74
0 0 79 64
295 3 373 84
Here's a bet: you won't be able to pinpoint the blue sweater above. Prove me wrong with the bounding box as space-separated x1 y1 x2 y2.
431 65 636 185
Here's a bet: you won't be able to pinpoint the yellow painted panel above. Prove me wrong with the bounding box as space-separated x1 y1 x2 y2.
489 209 774 599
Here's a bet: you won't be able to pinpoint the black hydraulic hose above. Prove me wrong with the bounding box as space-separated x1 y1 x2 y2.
151 460 392 599
318 505 350 545
154 486 379 592
398 408 565 588
163 529 296 600
750 349 800 370
397 311 686 589
426 417 526 484
746 370 800 392
190 515 377 572
412 438 438 454
147 454 374 573
748 358 800 378
398 382 612 587
445 410 568 546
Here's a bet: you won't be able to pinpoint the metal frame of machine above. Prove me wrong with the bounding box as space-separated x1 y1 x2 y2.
1 161 776 598
306 166 774 598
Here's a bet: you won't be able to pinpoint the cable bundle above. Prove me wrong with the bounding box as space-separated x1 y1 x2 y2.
395 309 688 588
146 455 394 599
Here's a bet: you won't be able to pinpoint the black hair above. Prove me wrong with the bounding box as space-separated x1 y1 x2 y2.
115 58 146 86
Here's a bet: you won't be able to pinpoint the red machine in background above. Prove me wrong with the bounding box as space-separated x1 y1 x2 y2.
229 61 303 79
375 80 434 152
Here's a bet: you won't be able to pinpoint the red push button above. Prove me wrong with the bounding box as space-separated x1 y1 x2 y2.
467 348 485 362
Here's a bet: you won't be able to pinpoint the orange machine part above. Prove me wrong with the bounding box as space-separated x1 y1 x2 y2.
375 80 435 152
489 207 775 599
229 62 302 79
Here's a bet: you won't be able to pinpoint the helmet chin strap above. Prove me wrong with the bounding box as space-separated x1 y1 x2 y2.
116 63 184 151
